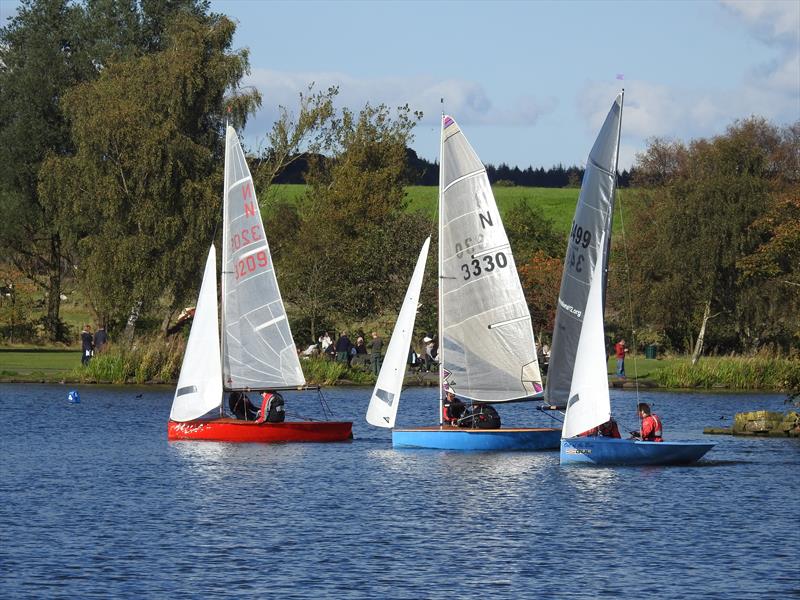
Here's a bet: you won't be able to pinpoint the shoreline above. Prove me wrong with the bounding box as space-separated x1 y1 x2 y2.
0 373 788 395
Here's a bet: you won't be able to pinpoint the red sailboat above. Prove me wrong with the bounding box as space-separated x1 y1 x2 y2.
167 126 351 443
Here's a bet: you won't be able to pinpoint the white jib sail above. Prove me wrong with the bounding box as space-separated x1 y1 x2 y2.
562 236 612 439
439 115 543 402
221 125 305 390
170 245 223 421
366 237 431 428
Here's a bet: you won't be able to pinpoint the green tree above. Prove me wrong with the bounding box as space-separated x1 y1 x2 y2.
503 200 563 262
628 117 799 356
38 11 260 332
0 0 95 340
253 84 338 197
0 0 212 340
279 103 426 337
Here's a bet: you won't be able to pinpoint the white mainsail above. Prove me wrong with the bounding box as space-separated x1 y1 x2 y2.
366 237 431 428
545 92 624 409
439 115 543 403
170 245 223 422
221 125 305 391
561 236 612 438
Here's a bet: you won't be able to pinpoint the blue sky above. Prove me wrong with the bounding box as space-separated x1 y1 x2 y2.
3 0 798 169
207 0 798 170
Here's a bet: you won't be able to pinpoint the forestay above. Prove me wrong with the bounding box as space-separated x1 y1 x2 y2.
561 236 612 438
544 93 623 409
366 237 431 428
439 116 543 403
170 246 223 421
221 126 305 390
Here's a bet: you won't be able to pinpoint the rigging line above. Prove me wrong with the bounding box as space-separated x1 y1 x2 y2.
608 89 642 430
317 386 333 420
615 158 643 416
536 406 565 424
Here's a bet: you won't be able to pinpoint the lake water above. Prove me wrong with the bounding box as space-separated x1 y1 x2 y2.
0 383 796 599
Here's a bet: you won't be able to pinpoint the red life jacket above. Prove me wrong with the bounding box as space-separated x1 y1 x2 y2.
642 414 663 442
599 419 622 438
442 402 456 425
255 392 273 424
579 419 621 438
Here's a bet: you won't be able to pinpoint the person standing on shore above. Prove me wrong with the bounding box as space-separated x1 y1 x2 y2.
370 331 383 376
81 324 94 366
615 338 628 379
93 325 108 354
335 331 351 364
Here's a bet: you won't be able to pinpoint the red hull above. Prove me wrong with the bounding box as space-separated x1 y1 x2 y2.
168 418 353 443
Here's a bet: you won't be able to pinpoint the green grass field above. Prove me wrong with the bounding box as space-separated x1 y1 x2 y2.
264 184 636 236
0 349 79 376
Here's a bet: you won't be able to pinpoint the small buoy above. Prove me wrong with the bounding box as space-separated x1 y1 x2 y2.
68 390 80 404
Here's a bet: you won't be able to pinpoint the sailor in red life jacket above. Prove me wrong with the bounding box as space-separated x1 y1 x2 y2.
255 391 286 424
441 384 466 426
579 418 622 438
633 402 663 442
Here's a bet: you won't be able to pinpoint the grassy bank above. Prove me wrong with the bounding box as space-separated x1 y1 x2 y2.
650 356 800 391
3 345 797 392
0 345 377 386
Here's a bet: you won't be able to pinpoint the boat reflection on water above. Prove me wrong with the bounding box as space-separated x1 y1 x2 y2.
169 439 312 475
562 463 619 494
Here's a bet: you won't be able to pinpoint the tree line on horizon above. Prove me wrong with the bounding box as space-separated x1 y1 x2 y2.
0 0 797 361
271 148 635 188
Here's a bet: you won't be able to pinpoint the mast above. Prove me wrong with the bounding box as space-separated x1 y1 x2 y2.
437 105 445 426
601 89 625 315
219 125 232 415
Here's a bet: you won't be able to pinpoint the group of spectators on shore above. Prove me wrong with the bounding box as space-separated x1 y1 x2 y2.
79 323 109 366
299 330 385 376
300 330 443 376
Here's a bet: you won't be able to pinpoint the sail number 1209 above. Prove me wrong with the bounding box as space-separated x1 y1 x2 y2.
461 252 508 280
235 250 268 280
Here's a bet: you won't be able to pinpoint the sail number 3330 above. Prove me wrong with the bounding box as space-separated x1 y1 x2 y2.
461 252 508 280
235 250 269 280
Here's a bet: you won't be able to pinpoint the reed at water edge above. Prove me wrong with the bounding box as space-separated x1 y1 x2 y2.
653 355 800 391
75 339 377 386
74 334 186 384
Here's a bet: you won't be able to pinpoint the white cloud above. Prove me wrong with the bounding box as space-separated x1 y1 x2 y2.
721 0 800 103
720 0 800 43
574 2 799 169
241 68 556 135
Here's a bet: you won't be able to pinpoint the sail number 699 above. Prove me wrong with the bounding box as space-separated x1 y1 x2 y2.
461 252 508 280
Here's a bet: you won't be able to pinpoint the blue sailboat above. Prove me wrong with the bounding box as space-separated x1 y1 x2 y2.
550 92 714 466
367 115 561 451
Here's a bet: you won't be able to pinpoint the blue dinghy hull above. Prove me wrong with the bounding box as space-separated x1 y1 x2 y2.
560 437 714 466
393 427 562 451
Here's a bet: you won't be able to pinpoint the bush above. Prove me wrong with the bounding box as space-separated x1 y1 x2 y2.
301 355 375 385
76 334 186 384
